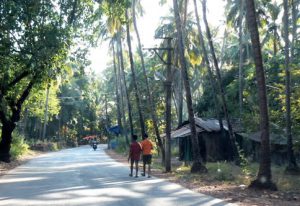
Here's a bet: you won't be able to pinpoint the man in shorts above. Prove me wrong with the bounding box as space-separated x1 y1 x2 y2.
128 134 142 177
140 133 153 178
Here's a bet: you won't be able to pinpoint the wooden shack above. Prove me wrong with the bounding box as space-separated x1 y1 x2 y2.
239 131 288 165
167 117 239 162
167 117 291 165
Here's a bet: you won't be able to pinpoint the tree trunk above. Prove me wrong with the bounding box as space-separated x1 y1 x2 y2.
164 38 173 172
192 0 223 131
246 0 277 190
132 0 165 162
290 0 298 62
116 39 129 146
117 33 134 137
273 28 277 56
42 84 50 140
172 0 207 173
202 0 239 161
0 122 15 163
238 0 244 119
283 0 299 173
112 41 123 136
0 80 34 162
125 9 146 137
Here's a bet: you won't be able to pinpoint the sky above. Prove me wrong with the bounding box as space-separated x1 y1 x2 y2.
88 0 226 76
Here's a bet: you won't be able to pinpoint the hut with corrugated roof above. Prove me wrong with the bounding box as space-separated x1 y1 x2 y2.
166 117 292 165
238 131 288 165
165 117 241 162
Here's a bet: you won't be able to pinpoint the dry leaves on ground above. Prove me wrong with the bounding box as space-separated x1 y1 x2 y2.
105 149 300 206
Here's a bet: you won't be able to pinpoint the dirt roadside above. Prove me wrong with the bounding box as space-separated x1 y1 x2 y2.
105 149 300 206
0 151 44 177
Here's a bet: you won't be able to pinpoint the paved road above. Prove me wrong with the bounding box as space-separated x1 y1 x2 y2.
0 145 235 206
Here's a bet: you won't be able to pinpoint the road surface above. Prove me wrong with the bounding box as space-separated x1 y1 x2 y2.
0 145 235 206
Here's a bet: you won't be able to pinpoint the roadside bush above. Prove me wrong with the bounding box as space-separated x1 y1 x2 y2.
10 132 29 160
30 140 60 152
114 136 129 154
207 162 235 181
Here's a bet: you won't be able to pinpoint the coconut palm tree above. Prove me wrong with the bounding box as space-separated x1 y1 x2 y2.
131 0 165 162
202 0 239 161
172 0 207 173
192 0 223 131
283 0 299 173
246 0 277 190
111 39 123 138
125 8 146 137
101 1 134 139
117 31 135 137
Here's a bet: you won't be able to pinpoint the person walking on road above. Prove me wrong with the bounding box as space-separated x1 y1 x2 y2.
140 133 153 178
128 134 142 177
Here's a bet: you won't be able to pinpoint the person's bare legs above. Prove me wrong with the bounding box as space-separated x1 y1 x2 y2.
135 160 139 177
129 159 134 177
142 159 146 176
148 164 151 178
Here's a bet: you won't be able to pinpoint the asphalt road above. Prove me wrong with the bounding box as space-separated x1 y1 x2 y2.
0 145 235 206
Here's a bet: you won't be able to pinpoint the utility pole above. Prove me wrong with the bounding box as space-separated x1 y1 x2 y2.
144 37 173 172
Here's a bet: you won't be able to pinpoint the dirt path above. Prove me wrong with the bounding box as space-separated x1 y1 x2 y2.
0 151 43 177
105 149 300 206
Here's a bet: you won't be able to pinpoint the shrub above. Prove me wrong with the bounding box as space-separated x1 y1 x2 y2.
113 136 129 154
29 140 60 152
10 132 29 159
207 161 235 181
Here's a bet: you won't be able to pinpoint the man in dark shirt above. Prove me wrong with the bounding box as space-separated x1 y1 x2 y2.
128 134 142 177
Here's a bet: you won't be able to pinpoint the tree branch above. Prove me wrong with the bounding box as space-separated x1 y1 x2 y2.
11 80 35 123
7 71 30 88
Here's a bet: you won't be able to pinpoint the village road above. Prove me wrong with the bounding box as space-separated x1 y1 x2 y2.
0 145 235 206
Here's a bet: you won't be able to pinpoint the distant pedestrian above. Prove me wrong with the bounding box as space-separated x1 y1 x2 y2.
140 133 153 178
128 134 142 177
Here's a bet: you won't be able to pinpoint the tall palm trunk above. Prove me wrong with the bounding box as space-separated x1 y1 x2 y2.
246 0 277 190
177 0 188 127
112 42 123 136
192 0 223 132
273 28 278 56
202 0 239 161
132 0 165 161
173 0 189 128
291 0 298 62
164 38 173 172
116 39 129 145
125 9 146 137
238 0 244 118
117 33 134 137
283 0 298 172
172 0 207 173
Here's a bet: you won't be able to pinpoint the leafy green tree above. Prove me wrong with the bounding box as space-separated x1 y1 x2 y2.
0 0 98 162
